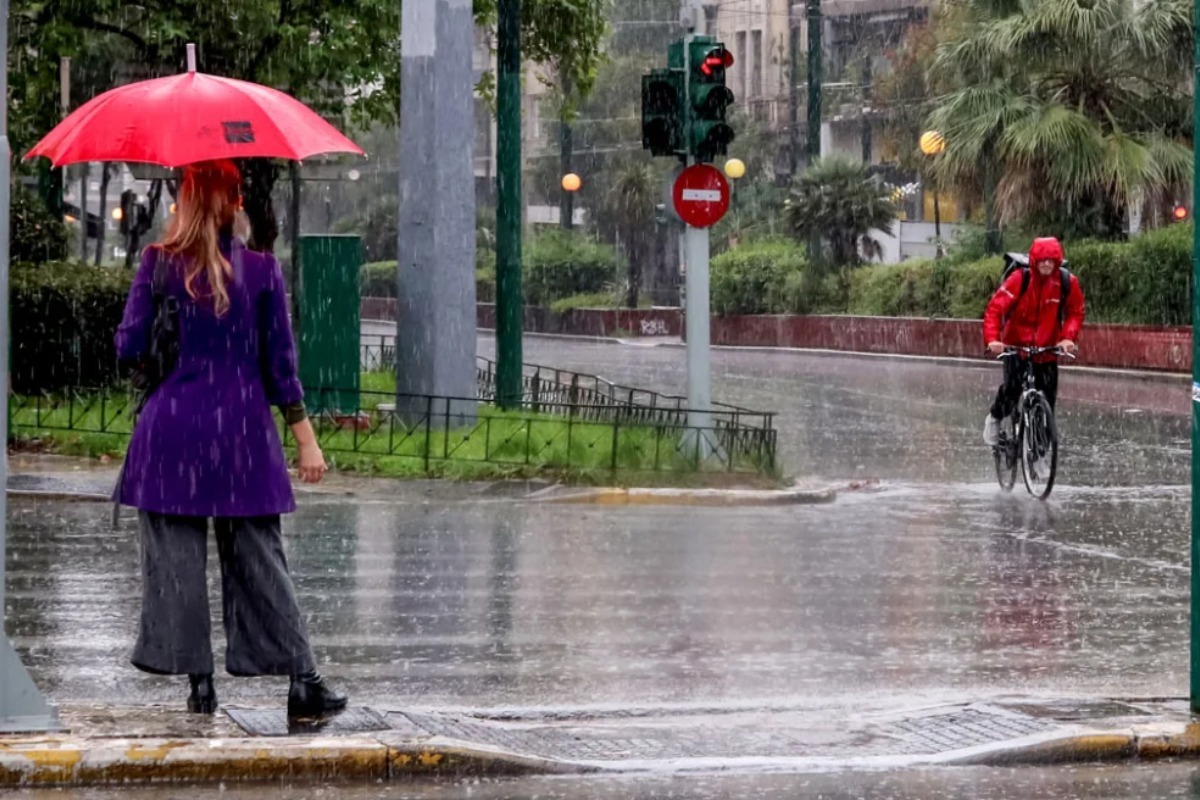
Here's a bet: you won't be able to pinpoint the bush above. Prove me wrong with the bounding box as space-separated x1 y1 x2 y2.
360 257 497 303
710 238 809 315
360 261 397 298
549 292 619 314
12 186 69 264
11 261 131 393
524 230 620 307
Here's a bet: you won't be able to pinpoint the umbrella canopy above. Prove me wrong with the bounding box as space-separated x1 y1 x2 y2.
25 48 363 168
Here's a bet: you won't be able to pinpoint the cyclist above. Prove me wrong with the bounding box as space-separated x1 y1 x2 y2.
982 236 1086 446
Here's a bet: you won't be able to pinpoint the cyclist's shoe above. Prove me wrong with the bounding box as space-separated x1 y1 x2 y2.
983 414 1001 446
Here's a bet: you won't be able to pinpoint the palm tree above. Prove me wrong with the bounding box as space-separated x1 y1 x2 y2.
784 158 898 270
927 0 1193 240
606 161 659 308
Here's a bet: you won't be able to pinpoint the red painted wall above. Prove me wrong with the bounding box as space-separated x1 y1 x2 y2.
708 315 1191 373
361 298 1190 373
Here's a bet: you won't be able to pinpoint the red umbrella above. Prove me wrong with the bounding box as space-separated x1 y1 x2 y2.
25 45 363 168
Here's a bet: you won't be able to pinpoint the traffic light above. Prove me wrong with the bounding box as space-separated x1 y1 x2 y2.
1173 203 1189 222
642 69 683 157
688 39 735 162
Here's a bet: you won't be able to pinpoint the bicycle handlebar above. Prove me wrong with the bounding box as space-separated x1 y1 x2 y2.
996 346 1077 360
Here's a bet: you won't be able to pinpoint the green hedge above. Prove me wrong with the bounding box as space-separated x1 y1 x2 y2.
524 230 620 307
840 224 1193 325
12 261 132 394
709 238 843 315
361 258 497 303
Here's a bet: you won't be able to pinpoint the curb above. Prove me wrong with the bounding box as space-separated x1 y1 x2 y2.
535 485 836 507
950 724 1200 767
0 734 592 786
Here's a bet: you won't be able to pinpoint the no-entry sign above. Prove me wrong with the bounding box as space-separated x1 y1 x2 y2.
672 164 730 228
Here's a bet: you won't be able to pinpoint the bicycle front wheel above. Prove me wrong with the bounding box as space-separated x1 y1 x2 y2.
1020 394 1058 499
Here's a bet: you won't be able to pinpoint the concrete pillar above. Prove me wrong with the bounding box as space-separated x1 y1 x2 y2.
396 0 478 420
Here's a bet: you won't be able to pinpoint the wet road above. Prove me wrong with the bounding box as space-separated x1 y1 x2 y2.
9 338 1191 712
19 762 1200 799
3 337 1194 800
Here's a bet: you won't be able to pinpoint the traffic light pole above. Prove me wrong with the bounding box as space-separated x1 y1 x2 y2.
1189 0 1200 713
496 0 524 409
0 0 60 733
682 0 713 439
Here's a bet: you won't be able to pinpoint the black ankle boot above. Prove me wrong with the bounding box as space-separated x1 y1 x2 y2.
187 673 217 714
287 671 348 718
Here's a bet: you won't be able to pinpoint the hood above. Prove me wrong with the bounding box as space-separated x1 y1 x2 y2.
1028 237 1064 268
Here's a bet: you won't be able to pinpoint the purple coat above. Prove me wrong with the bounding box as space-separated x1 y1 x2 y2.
115 235 301 517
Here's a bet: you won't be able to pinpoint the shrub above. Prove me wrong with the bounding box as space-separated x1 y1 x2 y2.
11 261 131 393
360 261 397 298
524 229 620 307
12 186 69 264
710 238 808 315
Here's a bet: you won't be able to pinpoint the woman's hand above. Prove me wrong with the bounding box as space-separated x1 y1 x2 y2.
297 441 327 484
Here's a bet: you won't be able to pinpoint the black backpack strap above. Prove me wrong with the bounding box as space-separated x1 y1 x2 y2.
1058 266 1072 329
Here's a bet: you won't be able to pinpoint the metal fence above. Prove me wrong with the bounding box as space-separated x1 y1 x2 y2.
9 334 777 476
9 386 777 476
361 333 775 428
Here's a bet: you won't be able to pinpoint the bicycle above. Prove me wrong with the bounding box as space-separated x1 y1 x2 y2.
991 346 1075 499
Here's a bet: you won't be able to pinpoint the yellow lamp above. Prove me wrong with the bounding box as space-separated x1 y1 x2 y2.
111 207 123 221
561 173 582 192
724 158 746 180
919 130 946 156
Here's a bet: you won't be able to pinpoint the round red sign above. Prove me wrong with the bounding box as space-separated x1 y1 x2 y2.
672 164 730 228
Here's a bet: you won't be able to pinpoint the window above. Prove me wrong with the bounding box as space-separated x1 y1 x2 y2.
751 29 763 99
735 31 748 101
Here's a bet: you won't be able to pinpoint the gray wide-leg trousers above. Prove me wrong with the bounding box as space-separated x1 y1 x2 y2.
132 511 317 677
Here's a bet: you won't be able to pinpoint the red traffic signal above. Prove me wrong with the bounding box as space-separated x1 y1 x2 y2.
1173 204 1189 221
699 47 734 78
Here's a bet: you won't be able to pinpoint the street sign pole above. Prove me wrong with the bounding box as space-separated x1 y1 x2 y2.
0 0 60 732
682 0 712 437
1189 0 1200 713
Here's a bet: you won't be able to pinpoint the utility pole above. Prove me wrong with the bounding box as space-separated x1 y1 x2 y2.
860 52 872 164
788 1 800 177
806 0 822 166
559 72 574 231
0 0 60 733
495 0 523 408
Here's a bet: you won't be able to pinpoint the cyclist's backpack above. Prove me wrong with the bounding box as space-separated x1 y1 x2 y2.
1000 252 1074 328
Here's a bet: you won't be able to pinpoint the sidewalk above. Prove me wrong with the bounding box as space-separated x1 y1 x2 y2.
2 696 1196 786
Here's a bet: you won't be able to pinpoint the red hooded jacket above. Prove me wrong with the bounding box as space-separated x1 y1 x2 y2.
982 237 1086 361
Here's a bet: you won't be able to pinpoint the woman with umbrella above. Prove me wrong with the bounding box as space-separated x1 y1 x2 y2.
114 158 346 718
28 47 362 718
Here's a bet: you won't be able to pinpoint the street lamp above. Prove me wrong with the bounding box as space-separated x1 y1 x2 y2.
560 172 581 230
919 130 946 258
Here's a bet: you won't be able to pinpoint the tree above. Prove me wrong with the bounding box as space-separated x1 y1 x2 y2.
925 0 1193 240
784 158 898 269
605 161 658 308
14 1 609 251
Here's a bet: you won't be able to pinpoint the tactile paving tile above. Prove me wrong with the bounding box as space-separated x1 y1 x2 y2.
225 706 390 737
876 708 1055 754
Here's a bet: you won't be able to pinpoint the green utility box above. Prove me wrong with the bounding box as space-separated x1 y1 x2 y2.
297 234 362 414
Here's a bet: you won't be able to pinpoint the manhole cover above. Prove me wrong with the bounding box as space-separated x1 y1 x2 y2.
226 706 390 737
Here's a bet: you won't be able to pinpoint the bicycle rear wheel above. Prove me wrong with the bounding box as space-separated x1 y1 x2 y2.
992 415 1018 492
1020 393 1058 499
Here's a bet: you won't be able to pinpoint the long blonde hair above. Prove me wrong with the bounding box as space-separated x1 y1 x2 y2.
158 159 243 316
